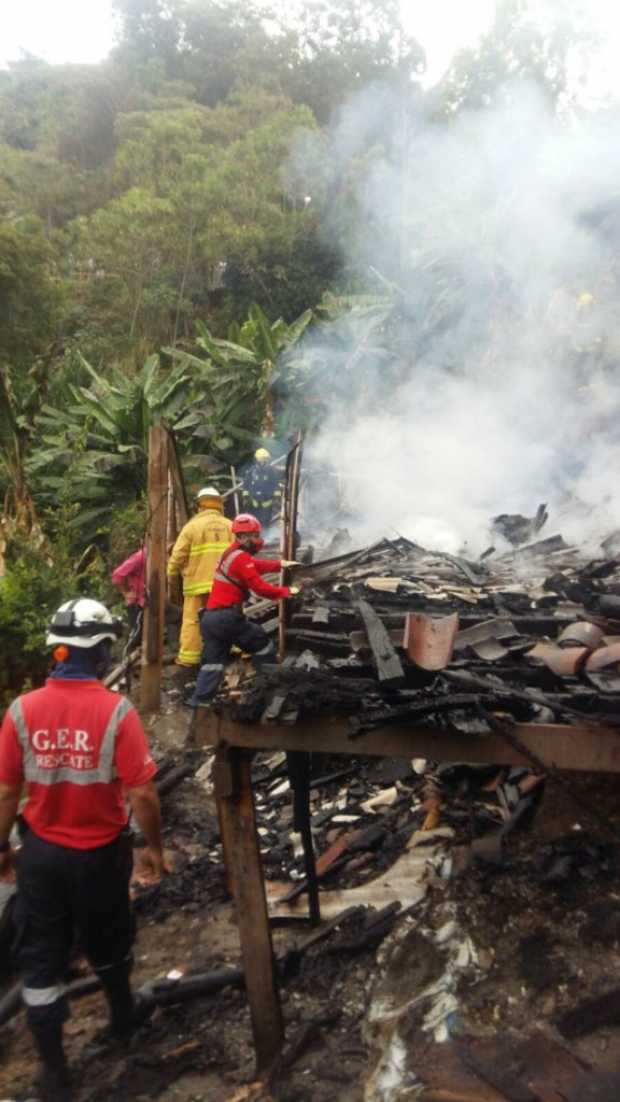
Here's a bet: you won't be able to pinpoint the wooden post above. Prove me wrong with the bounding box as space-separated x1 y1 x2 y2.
278 433 303 661
166 426 189 527
230 465 240 515
215 747 284 1071
140 424 168 713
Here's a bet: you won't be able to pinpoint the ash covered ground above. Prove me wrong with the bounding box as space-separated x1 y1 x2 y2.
3 526 620 1100
2 701 620 1101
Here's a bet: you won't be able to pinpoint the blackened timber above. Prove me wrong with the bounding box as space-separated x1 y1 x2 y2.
287 628 351 647
442 667 588 719
354 598 405 687
195 713 620 773
349 693 493 736
214 747 284 1071
287 751 320 924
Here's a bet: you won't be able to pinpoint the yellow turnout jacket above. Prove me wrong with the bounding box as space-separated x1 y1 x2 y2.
167 503 232 597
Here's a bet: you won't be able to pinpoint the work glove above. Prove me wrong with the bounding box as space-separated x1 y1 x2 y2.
289 585 302 596
281 559 301 568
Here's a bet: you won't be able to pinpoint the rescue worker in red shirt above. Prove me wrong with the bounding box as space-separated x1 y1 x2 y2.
189 514 300 707
0 598 167 1102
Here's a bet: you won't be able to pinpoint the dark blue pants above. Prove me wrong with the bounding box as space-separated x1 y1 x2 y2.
14 827 134 1030
191 607 275 704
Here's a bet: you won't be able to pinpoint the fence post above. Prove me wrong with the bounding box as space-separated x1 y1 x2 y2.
140 424 168 713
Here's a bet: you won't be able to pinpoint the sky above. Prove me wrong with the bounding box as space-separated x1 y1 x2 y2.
1 0 620 97
0 0 497 77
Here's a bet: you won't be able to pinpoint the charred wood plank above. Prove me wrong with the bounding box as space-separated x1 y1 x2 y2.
439 553 487 586
262 694 288 723
455 1038 537 1102
103 648 141 688
442 668 587 719
156 763 193 797
349 694 491 736
198 713 620 773
312 605 330 624
556 988 620 1038
354 599 405 687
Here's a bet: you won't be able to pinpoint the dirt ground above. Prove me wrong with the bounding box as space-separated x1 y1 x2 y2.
1 692 620 1101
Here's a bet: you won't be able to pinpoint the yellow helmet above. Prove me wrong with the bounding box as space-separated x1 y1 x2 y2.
577 292 595 309
255 447 270 462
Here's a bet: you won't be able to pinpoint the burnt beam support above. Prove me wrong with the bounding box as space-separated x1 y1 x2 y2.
214 746 284 1072
197 714 620 774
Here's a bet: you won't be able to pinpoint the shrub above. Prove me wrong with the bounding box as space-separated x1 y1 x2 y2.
0 529 110 710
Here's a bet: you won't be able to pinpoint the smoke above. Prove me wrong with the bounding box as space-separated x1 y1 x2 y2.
285 81 620 554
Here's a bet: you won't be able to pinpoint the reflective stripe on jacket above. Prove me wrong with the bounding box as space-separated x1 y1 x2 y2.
0 679 156 849
207 543 290 609
167 507 232 596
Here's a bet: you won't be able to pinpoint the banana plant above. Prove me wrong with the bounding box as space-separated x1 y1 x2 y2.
28 354 194 535
166 302 314 448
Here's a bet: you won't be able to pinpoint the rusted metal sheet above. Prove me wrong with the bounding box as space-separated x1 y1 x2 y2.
405 612 459 670
558 621 603 649
527 643 590 677
196 713 620 774
585 642 620 672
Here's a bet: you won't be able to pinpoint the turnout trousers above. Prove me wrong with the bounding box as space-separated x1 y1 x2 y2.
191 607 275 704
177 593 206 667
14 827 135 1032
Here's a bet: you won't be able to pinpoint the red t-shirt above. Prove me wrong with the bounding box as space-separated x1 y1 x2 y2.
0 679 156 849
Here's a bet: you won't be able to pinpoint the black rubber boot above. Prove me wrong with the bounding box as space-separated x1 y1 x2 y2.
98 961 152 1039
32 1023 72 1101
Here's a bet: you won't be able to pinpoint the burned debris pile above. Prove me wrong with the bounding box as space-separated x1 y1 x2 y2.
216 532 620 733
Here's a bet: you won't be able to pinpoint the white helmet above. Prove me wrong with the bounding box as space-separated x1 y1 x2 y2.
197 486 221 499
47 599 123 649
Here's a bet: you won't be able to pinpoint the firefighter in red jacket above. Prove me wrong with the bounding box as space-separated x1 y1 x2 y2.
0 598 167 1102
189 514 300 707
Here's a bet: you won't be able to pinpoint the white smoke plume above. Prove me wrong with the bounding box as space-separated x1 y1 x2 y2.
285 81 620 554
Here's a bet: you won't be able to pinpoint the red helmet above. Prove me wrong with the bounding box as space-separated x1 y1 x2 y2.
232 513 262 535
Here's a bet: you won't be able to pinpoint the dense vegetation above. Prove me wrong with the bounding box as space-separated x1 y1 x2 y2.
0 0 602 694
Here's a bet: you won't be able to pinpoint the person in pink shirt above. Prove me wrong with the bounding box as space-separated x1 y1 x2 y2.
111 547 146 631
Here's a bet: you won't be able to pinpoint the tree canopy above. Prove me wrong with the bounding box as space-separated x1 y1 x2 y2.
0 0 611 681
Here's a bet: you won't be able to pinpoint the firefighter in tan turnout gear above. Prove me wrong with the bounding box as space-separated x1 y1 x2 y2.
167 486 232 671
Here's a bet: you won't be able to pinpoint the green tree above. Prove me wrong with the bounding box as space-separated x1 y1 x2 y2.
0 218 65 372
440 0 597 114
281 0 425 122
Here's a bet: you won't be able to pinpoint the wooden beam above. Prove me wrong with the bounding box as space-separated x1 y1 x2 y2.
140 424 169 713
195 713 620 774
278 434 303 661
214 747 284 1071
165 425 189 526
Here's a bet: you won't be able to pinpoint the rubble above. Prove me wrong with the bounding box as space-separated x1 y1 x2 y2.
209 532 620 736
4 523 620 1100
